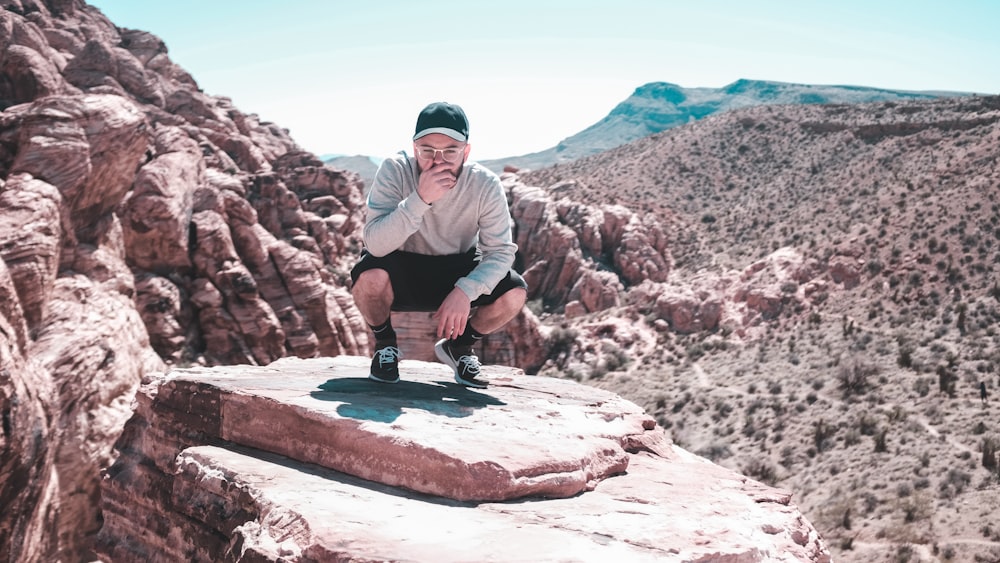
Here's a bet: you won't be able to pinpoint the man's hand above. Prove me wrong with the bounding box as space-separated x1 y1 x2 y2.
433 287 471 339
416 163 458 204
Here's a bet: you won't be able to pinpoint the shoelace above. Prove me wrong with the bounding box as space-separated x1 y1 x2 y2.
457 354 481 376
376 346 400 367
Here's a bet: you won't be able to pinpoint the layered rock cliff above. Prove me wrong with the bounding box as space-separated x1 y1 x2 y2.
0 0 371 559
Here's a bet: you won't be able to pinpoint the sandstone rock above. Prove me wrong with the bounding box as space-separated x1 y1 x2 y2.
0 43 73 104
0 259 59 563
7 94 149 246
481 308 548 372
565 299 587 318
618 246 825 338
0 173 62 328
0 8 79 105
134 273 192 362
65 216 135 297
614 216 672 284
278 162 367 271
654 285 724 333
509 180 672 315
120 125 202 272
30 274 165 560
0 88 161 563
383 310 436 361
744 286 785 320
568 268 622 313
64 38 165 106
119 28 197 89
829 254 863 289
97 356 829 562
556 198 604 256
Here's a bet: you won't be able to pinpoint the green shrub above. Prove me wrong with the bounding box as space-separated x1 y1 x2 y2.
983 437 998 470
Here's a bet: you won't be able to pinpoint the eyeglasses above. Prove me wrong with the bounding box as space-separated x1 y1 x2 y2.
415 145 466 163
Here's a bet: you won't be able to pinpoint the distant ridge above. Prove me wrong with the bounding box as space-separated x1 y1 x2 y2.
479 78 977 172
322 154 382 188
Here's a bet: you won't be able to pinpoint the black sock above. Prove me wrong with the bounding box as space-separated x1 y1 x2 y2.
453 325 484 348
370 319 396 343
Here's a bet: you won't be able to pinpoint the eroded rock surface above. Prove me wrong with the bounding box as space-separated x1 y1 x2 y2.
0 1 374 558
98 356 830 562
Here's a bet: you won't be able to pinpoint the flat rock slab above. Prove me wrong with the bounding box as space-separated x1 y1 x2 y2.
153 356 667 501
101 356 831 561
174 443 828 562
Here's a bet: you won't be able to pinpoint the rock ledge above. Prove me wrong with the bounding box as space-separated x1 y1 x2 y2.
97 356 830 562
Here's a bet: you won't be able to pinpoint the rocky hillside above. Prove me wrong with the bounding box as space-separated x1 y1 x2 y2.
0 0 691 560
1 0 368 560
480 79 972 172
522 95 1000 561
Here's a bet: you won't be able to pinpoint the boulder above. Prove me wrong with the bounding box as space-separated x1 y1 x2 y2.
829 255 863 289
568 269 622 313
0 173 62 328
508 181 672 309
653 285 724 334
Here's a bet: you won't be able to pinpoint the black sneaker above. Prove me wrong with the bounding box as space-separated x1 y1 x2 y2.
369 342 401 383
434 339 487 388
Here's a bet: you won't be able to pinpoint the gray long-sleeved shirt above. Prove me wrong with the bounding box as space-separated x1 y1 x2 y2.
362 153 517 301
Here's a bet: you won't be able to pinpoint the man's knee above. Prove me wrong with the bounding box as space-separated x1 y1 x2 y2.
353 268 392 298
488 287 526 316
503 287 527 310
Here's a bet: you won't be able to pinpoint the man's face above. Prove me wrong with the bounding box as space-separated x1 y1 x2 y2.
413 133 470 177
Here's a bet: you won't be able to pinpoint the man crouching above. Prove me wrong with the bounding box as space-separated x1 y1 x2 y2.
350 102 527 388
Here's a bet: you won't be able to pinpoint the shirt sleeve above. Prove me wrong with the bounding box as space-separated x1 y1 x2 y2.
362 158 432 257
454 175 518 300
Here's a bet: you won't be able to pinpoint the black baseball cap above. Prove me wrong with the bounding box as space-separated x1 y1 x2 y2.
413 102 469 142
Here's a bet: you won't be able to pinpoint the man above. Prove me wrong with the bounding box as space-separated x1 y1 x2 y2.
350 102 527 388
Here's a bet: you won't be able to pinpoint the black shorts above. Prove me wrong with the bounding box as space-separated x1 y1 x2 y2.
350 248 527 312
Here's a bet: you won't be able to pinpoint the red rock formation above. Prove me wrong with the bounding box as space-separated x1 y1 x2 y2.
1 1 372 558
651 284 725 334
0 85 162 560
507 177 672 309
96 357 831 562
0 2 563 557
0 256 57 563
828 254 862 289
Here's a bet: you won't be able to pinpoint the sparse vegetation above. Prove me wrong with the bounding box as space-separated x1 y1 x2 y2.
524 95 1000 562
837 357 877 397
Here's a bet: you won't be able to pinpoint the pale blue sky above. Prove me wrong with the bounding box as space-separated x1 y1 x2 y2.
87 1 999 160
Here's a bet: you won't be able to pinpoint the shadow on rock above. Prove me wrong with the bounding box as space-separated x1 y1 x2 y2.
312 378 506 423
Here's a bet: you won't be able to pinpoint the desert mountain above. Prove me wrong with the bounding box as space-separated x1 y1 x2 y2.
521 94 1000 561
321 153 380 187
480 79 975 172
